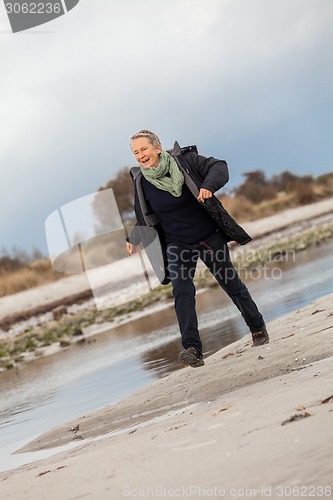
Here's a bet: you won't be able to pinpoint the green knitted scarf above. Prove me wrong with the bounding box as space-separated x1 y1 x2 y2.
140 150 184 197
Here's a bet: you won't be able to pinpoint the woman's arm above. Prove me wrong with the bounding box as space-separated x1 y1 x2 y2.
194 154 229 193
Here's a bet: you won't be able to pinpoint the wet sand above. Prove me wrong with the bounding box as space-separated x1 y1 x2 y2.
0 292 332 499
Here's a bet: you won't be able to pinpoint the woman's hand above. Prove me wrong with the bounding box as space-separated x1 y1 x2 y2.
197 188 213 203
127 242 139 255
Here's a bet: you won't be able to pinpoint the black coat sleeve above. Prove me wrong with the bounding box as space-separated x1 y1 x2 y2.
195 154 229 193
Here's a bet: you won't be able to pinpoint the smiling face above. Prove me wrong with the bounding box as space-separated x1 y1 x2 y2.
131 137 162 168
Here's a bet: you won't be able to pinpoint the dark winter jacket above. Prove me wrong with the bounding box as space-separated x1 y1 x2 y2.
128 141 252 284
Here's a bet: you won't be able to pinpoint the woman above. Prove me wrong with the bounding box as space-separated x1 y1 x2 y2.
127 130 269 367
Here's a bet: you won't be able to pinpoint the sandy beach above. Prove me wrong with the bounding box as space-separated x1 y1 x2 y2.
0 292 332 499
0 198 333 499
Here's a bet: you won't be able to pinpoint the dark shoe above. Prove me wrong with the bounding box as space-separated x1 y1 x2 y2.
179 347 204 367
252 326 270 346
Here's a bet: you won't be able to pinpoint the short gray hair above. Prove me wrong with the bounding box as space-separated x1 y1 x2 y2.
130 130 161 148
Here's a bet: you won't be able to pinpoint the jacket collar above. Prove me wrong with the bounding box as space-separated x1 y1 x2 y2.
168 141 198 156
167 141 182 157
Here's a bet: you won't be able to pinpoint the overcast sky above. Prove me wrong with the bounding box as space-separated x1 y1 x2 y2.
1 0 332 255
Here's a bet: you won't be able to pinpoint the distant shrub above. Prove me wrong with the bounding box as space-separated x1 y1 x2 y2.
221 195 257 221
317 173 333 185
294 183 317 205
0 256 24 274
29 259 53 273
235 170 277 204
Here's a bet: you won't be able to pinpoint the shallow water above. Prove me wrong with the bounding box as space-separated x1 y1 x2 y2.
1 239 333 470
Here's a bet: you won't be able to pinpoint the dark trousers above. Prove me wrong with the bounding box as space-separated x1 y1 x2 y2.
166 230 265 354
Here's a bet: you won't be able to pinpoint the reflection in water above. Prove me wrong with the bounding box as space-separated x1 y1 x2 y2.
1 239 333 460
141 314 244 379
